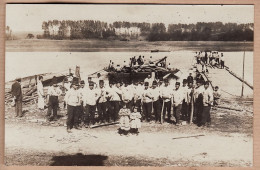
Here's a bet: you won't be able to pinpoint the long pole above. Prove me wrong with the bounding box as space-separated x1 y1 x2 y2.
241 40 246 97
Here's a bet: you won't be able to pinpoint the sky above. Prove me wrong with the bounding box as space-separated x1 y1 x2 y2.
6 4 254 32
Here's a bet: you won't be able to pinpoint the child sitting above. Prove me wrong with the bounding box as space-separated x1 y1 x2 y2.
118 103 131 136
130 107 142 135
213 86 221 106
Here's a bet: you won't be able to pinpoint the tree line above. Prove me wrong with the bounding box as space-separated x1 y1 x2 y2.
39 20 254 41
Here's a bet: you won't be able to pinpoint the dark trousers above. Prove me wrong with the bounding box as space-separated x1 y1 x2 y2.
125 100 134 112
67 105 80 129
142 102 152 122
173 104 182 124
97 102 108 123
153 100 161 122
194 94 203 123
163 101 171 121
85 104 96 125
133 99 141 112
15 100 22 117
47 96 58 118
110 101 120 122
221 61 225 69
78 103 84 123
200 105 211 126
181 101 188 121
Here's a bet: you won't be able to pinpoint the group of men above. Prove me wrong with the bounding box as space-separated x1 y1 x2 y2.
196 51 225 69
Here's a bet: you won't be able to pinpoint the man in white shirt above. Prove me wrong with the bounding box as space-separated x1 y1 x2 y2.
172 82 184 125
161 79 172 123
144 74 153 87
37 75 44 110
122 82 134 112
46 76 62 121
82 81 98 126
111 81 122 122
133 81 143 112
142 82 153 122
96 80 109 123
200 81 213 127
150 81 161 123
78 80 85 126
64 80 81 132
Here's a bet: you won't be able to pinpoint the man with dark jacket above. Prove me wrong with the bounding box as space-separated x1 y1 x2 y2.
11 78 23 117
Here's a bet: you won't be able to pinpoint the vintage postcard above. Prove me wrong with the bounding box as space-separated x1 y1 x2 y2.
4 4 254 167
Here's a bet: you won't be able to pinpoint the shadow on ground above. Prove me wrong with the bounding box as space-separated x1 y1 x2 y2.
50 153 108 166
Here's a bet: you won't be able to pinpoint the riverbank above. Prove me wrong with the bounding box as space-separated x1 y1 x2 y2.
5 39 254 52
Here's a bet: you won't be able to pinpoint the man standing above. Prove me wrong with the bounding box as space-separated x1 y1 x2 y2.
37 75 45 110
122 82 134 112
193 80 205 124
64 80 81 133
11 77 23 117
150 81 161 123
142 82 153 122
172 82 184 126
200 81 213 127
187 72 193 84
133 81 143 112
110 81 122 122
78 80 85 126
144 74 153 87
181 79 189 121
161 79 172 123
96 80 109 123
220 53 225 69
82 81 98 126
46 76 62 121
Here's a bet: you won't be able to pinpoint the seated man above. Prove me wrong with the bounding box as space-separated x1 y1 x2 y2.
213 86 221 106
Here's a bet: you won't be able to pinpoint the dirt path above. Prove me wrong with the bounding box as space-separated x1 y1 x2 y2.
5 120 252 166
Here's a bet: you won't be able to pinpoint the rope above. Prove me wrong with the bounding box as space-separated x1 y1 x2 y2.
220 89 239 97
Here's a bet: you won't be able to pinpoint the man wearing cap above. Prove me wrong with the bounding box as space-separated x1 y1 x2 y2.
181 79 189 121
161 79 172 123
187 73 193 84
144 74 153 88
11 77 23 117
142 82 153 122
112 81 123 122
172 82 184 126
106 81 116 121
200 81 213 127
46 76 62 121
133 81 143 112
150 81 161 123
64 80 81 132
82 81 98 126
96 80 109 123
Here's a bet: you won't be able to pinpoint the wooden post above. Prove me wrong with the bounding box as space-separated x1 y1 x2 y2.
189 91 194 124
241 40 246 97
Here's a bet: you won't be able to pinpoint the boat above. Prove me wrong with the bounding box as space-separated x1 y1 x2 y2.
103 56 180 84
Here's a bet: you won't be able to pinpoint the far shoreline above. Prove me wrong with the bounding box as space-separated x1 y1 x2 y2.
5 39 254 52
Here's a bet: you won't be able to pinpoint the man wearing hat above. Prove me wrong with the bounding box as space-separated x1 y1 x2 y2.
150 81 161 123
46 76 62 121
172 82 184 126
141 82 153 122
112 81 123 122
11 77 23 117
64 80 81 132
200 81 213 127
133 81 143 112
96 80 109 123
181 79 189 121
82 81 98 126
187 72 193 84
161 79 172 123
144 74 153 88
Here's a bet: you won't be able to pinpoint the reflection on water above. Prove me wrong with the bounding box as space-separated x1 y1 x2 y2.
5 51 253 85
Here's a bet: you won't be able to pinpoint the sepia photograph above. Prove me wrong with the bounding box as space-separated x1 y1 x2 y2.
4 4 254 166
